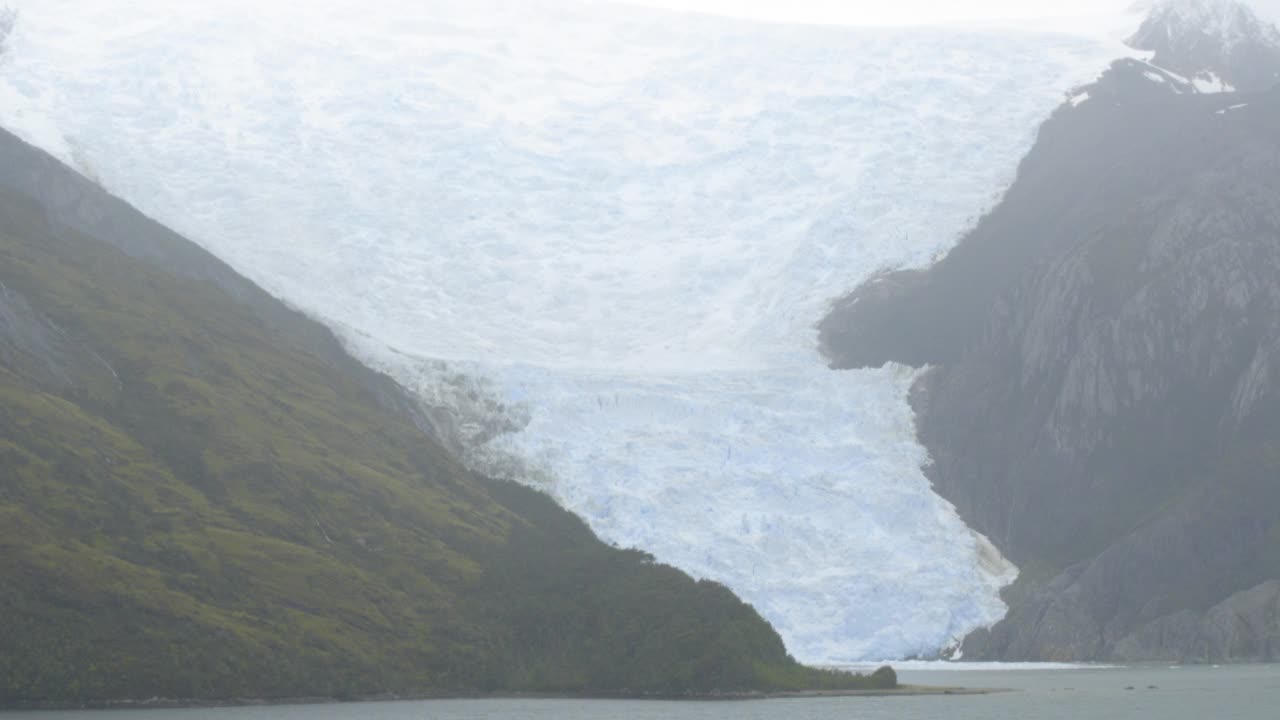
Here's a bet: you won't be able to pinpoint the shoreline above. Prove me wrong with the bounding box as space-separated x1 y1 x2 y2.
0 686 1012 711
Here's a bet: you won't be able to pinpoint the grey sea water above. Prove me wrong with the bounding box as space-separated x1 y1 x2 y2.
8 665 1279 720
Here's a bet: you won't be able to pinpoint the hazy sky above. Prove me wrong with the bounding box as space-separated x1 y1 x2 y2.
619 0 1280 28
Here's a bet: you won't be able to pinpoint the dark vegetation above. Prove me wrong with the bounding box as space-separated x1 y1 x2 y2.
0 129 892 703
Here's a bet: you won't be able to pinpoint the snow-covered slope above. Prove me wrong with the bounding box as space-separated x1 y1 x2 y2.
0 0 1121 662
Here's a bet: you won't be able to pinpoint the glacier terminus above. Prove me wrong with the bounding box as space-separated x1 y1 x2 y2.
0 0 1129 662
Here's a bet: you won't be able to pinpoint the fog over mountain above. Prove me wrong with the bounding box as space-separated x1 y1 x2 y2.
625 0 1280 30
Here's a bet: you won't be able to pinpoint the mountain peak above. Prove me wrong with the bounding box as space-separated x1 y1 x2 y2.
1128 0 1280 91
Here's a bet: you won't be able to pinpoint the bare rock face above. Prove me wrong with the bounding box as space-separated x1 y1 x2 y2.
1113 581 1280 661
1128 0 1280 92
821 48 1280 660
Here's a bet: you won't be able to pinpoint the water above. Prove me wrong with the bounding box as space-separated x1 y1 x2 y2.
8 666 1279 719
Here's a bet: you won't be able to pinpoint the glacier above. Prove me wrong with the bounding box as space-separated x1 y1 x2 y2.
0 0 1123 662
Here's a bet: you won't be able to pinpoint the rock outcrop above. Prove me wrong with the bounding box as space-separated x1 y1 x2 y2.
821 15 1280 661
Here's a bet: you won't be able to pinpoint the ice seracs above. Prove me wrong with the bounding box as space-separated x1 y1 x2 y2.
0 0 1120 662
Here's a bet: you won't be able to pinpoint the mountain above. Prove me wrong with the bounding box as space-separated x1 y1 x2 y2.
820 4 1280 661
0 0 1123 663
1128 0 1280 91
0 125 898 704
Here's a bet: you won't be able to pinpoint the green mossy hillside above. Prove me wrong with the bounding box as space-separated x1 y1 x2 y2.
0 148 891 702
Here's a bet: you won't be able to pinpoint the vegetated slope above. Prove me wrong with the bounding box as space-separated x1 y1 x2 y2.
0 126 892 704
820 49 1280 662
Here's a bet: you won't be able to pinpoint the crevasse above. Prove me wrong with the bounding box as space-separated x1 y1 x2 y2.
0 0 1119 662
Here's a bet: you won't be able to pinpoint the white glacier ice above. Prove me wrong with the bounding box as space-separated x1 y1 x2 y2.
0 0 1122 662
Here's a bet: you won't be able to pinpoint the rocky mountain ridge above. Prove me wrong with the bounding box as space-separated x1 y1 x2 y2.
1128 0 1280 91
820 4 1280 661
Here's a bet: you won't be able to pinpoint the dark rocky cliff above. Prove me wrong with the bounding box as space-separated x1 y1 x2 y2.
820 40 1280 660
